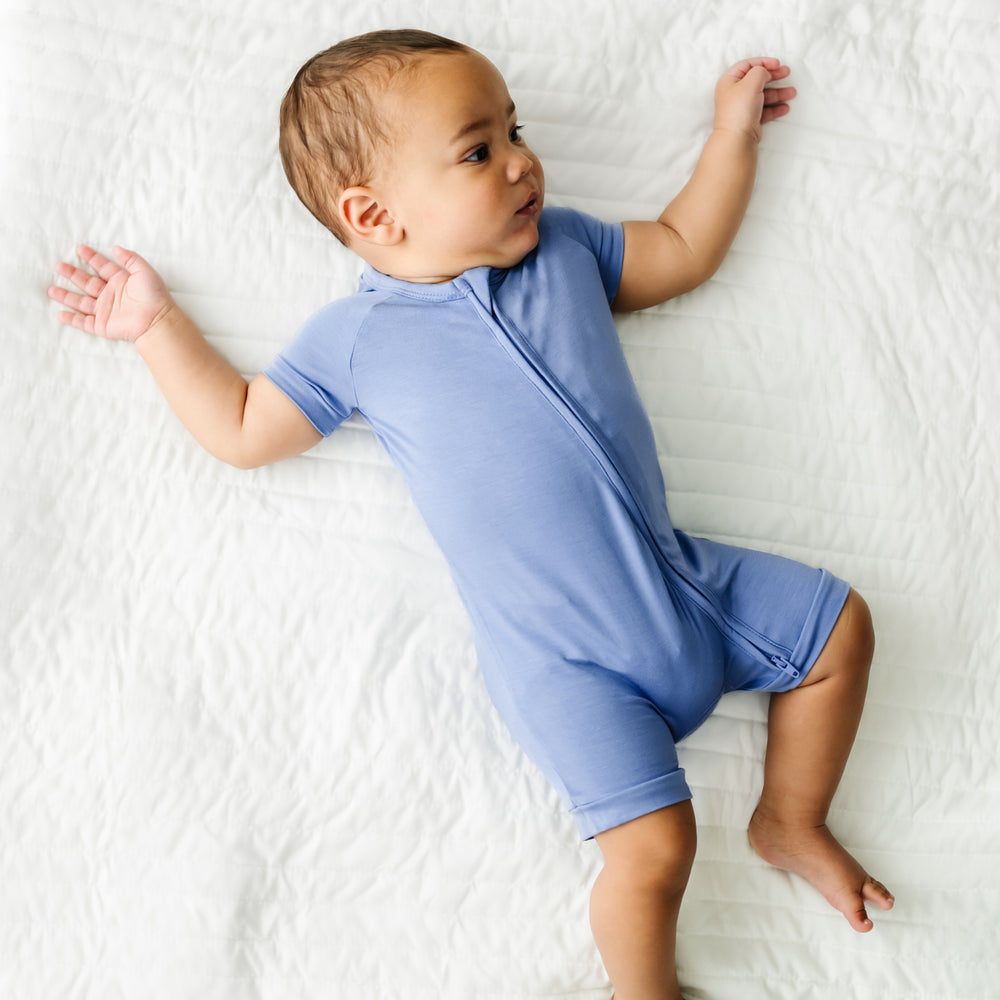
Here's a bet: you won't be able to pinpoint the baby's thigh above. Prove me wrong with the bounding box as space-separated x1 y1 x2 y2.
676 532 850 694
499 658 691 839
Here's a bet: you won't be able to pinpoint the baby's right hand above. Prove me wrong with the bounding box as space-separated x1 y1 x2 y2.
48 245 175 342
713 57 795 144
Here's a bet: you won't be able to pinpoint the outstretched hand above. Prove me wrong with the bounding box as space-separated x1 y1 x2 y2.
714 57 796 143
48 245 175 342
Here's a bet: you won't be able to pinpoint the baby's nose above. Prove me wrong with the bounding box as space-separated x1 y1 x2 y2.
507 151 533 182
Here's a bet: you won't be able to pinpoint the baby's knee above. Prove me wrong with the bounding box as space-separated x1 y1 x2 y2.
595 801 697 895
843 588 876 671
810 588 875 687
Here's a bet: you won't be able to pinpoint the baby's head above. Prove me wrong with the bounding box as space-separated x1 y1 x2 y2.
279 29 545 282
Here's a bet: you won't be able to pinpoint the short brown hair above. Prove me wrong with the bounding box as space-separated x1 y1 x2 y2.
279 29 467 244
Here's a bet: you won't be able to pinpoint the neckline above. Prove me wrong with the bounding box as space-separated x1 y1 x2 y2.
360 263 504 301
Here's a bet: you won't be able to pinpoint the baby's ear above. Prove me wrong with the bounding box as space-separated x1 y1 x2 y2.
338 187 402 246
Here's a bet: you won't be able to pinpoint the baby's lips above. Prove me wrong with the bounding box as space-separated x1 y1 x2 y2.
516 191 539 214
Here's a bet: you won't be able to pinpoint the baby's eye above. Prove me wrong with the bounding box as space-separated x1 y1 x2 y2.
464 145 489 163
509 124 525 143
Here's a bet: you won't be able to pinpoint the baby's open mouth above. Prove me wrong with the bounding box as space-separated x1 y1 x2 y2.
516 195 538 215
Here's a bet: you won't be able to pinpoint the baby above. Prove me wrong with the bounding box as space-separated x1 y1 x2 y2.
48 29 894 1000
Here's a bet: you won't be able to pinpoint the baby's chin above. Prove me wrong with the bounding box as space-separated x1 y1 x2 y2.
394 226 543 282
490 227 542 271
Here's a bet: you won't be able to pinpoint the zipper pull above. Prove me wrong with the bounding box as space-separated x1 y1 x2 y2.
771 655 800 681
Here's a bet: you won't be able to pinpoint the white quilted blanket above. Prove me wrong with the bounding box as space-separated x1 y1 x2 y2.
5 1 999 997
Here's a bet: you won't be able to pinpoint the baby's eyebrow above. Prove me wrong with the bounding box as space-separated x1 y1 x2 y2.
450 101 517 145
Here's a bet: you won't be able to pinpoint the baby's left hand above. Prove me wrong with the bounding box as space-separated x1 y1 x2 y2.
714 58 796 143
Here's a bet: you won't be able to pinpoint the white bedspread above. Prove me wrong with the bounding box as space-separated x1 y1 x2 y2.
4 0 999 997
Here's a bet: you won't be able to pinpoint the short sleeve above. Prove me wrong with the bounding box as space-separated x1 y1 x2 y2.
538 207 625 304
263 297 365 436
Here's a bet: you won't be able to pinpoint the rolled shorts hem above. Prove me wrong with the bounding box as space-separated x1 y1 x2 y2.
783 570 852 692
569 768 693 841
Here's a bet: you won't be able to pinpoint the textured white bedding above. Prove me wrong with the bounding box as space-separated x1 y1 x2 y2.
4 0 999 997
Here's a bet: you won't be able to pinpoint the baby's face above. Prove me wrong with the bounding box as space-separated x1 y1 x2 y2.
371 50 545 282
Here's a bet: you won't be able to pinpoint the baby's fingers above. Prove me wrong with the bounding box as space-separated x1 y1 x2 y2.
726 56 789 81
764 86 797 106
47 282 92 313
56 310 97 334
46 283 96 330
76 244 126 282
761 85 797 124
53 258 106 297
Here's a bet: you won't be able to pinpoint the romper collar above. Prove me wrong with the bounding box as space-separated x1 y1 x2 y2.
358 264 507 303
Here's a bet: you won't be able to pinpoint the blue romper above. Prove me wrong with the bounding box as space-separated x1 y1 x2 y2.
265 207 850 839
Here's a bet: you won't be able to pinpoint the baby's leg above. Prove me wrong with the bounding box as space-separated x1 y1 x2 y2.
748 589 894 931
591 801 696 1000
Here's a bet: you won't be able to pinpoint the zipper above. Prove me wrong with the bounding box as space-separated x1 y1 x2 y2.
657 555 801 683
459 280 802 683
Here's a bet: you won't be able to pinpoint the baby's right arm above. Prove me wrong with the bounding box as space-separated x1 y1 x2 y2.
48 246 322 468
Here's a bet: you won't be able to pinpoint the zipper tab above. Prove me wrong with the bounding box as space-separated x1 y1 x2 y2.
770 655 800 681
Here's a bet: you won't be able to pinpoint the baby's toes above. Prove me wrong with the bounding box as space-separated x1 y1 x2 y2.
839 878 894 932
862 877 895 911
828 882 873 932
842 895 874 933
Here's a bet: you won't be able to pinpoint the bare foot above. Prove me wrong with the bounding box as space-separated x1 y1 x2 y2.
748 807 894 932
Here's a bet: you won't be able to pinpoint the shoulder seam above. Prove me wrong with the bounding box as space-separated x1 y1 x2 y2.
348 290 392 412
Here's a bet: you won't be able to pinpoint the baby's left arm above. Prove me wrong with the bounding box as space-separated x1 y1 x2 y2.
612 58 795 312
48 245 322 469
